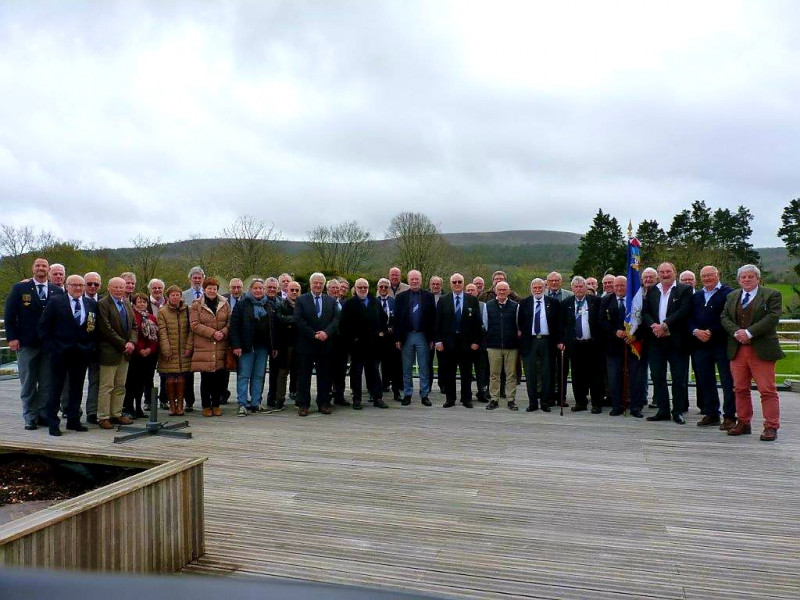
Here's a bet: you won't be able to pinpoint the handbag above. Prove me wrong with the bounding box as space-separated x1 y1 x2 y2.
224 347 237 371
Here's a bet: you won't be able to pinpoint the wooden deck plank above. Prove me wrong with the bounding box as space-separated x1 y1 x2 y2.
0 378 798 599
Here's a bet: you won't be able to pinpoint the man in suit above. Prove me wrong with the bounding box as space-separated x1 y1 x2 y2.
473 277 485 297
690 266 736 429
38 275 97 436
294 272 340 416
278 273 293 300
435 273 482 408
721 264 784 441
546 271 573 406
680 269 705 411
388 267 410 298
339 278 388 410
466 282 489 403
518 278 561 412
375 278 402 401
601 274 615 297
599 276 647 418
325 278 350 407
393 269 436 406
96 277 137 429
82 271 103 423
559 276 605 413
5 257 64 430
48 263 66 290
181 266 205 411
427 275 444 394
585 277 599 296
642 262 693 424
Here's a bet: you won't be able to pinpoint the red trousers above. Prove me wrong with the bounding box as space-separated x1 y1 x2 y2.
730 345 780 429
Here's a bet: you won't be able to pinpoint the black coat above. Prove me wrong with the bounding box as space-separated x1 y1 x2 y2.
559 294 602 349
275 298 298 349
599 294 627 356
392 288 436 344
339 295 386 351
641 282 693 350
435 293 482 351
688 285 734 348
4 280 64 347
37 295 97 354
518 295 561 355
294 292 340 354
229 297 275 353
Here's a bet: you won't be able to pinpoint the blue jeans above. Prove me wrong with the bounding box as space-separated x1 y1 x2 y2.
237 347 268 408
401 332 430 398
17 346 51 426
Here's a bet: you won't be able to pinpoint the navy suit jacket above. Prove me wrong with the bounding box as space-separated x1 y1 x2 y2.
392 288 436 345
641 282 693 350
560 294 602 349
599 294 627 356
518 295 561 355
4 280 64 347
688 284 733 348
294 292 340 354
435 292 482 351
38 294 98 354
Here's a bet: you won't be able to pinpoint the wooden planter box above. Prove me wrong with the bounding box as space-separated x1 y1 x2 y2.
0 443 206 573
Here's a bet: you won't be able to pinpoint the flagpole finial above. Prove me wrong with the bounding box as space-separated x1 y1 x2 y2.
627 220 633 238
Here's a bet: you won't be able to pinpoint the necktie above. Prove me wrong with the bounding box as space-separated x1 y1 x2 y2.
37 284 46 300
363 298 368 308
534 299 541 334
315 295 321 317
618 297 625 313
742 291 751 308
382 297 388 315
73 298 81 324
455 294 462 329
195 290 201 299
575 299 584 338
116 300 128 332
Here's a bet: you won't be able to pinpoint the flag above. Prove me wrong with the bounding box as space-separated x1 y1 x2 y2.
625 236 643 358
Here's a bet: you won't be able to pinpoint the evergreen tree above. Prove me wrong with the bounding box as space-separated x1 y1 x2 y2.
778 198 800 277
572 209 626 277
635 219 667 266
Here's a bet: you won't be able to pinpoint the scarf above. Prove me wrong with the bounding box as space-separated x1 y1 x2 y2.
136 309 158 341
246 291 269 320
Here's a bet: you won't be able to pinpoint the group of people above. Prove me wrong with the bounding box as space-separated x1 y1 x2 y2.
4 257 784 441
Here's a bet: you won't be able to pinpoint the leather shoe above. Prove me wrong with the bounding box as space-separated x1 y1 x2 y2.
719 417 736 431
525 404 538 412
98 419 114 430
24 423 37 431
443 401 455 408
760 427 777 441
646 413 671 422
352 401 363 410
462 401 474 409
319 406 332 415
609 408 624 416
49 427 62 437
333 399 351 407
590 407 602 414
487 401 499 410
541 405 551 412
673 414 686 425
571 405 587 412
697 415 721 427
298 408 310 417
400 396 412 406
421 397 432 407
508 401 519 411
373 400 388 409
629 410 644 418
86 414 99 425
66 422 88 432
727 421 752 436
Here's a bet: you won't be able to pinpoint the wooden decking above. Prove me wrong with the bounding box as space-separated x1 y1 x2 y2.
0 378 797 599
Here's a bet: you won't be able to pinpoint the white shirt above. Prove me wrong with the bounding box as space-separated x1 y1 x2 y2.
70 296 86 325
658 281 677 323
574 296 591 340
531 296 550 335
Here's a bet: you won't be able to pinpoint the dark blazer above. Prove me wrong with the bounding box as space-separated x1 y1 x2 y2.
294 292 340 354
641 282 693 350
721 287 784 362
38 295 98 354
560 294 602 348
4 280 64 347
435 292 482 351
339 294 386 350
688 285 734 348
518 295 561 355
393 288 436 345
599 294 627 356
96 294 137 366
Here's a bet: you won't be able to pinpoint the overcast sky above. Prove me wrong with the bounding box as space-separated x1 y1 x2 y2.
1 0 797 248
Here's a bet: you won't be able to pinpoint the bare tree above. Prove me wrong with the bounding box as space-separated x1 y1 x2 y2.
130 235 166 286
0 224 40 281
306 220 373 274
385 212 449 280
218 215 283 279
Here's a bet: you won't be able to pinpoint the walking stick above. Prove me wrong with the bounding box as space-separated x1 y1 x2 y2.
622 344 630 414
559 347 565 417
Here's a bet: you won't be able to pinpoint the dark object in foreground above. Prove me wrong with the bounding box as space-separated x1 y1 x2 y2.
114 388 191 444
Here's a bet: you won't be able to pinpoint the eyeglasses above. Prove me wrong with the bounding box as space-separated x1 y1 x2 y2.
377 285 388 288
85 282 100 287
451 280 464 284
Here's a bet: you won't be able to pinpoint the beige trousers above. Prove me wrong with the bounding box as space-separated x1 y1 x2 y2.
98 362 129 420
487 348 518 402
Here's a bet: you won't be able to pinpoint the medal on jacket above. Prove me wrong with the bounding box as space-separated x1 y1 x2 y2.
86 312 96 332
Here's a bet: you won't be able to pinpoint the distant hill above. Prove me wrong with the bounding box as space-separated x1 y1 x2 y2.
441 230 582 246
